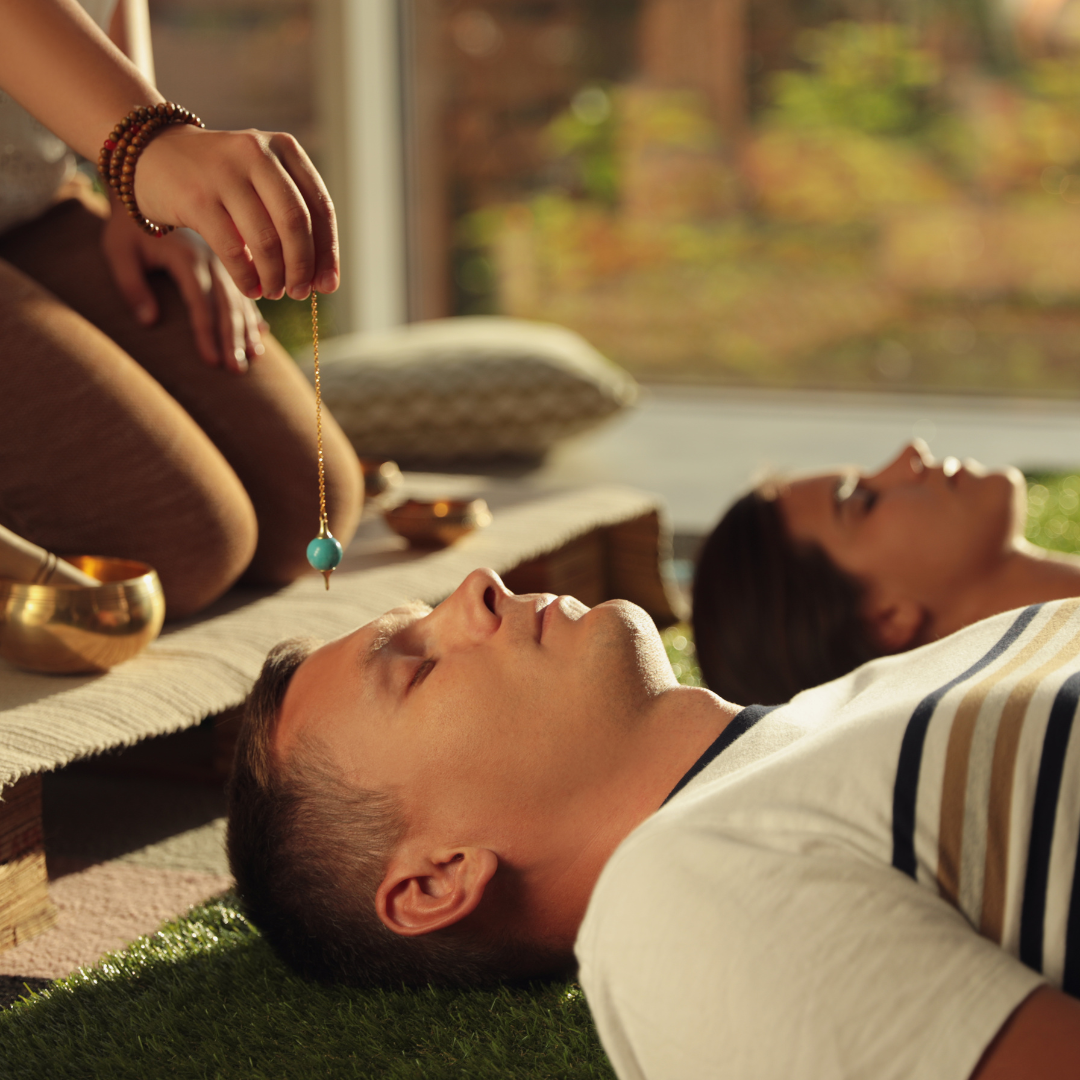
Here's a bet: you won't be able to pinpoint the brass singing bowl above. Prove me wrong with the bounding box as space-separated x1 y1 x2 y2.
0 556 165 674
383 498 493 548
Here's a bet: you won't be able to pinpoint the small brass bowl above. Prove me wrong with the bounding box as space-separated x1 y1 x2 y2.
0 556 165 674
383 499 493 548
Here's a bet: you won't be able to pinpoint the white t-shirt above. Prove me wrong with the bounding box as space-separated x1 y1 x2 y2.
0 0 117 235
576 598 1080 1080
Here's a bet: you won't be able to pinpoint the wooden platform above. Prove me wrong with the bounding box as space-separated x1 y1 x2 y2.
0 777 56 951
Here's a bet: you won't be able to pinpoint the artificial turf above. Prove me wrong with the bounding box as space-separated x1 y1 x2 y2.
0 895 614 1080
4 470 1077 1076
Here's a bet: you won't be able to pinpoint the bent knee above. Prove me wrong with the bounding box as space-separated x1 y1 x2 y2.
157 488 258 620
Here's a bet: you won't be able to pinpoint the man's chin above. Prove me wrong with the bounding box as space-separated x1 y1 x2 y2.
589 598 676 696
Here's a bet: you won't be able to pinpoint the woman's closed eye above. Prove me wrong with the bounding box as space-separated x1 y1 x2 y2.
850 487 878 514
851 486 876 509
409 658 436 690
836 477 878 521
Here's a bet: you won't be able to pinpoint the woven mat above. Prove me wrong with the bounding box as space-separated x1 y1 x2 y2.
0 481 679 788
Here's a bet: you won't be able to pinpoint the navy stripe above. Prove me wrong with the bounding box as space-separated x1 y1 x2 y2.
892 605 1042 878
1021 670 1080 976
1064 827 1080 997
662 705 777 806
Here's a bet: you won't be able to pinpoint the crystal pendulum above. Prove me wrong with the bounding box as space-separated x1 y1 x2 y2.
305 290 342 588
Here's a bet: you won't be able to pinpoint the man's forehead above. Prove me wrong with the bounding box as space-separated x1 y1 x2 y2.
275 600 432 754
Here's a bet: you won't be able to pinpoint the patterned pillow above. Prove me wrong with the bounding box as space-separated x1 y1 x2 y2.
303 317 638 462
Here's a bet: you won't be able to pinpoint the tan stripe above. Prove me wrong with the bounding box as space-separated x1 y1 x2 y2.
980 624 1080 942
938 601 1080 907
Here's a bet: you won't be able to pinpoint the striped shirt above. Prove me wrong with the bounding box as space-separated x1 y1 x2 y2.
577 600 1080 1080
893 600 1080 991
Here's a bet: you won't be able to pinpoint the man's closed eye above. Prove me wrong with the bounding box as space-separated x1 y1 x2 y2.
409 658 436 690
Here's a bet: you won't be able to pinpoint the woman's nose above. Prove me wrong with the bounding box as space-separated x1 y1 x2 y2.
868 440 932 488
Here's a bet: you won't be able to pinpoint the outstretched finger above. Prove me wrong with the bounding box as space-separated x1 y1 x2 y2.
213 276 248 374
270 134 339 294
242 298 266 361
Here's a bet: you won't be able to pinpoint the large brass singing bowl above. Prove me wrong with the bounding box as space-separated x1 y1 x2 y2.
0 556 165 674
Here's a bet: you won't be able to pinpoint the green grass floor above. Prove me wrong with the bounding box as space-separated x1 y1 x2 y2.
0 896 612 1080
5 471 1080 1077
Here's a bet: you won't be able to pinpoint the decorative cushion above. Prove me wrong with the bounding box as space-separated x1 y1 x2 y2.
302 317 638 462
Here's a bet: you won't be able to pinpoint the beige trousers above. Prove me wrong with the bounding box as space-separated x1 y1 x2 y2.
0 190 362 619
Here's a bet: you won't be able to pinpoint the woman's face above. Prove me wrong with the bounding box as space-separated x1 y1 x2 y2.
776 441 1026 619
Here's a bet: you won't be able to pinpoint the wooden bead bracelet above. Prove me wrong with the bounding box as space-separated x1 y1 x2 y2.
98 102 204 237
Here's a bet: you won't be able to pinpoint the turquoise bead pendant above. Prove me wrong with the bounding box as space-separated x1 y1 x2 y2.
307 519 342 589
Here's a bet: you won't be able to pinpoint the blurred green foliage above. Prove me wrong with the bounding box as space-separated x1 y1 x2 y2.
545 84 620 206
257 294 338 358
462 16 1080 394
1025 472 1080 554
766 22 942 138
662 623 702 687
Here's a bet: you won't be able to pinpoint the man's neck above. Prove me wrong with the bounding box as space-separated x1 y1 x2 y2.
632 683 745 806
523 684 741 949
932 542 1080 640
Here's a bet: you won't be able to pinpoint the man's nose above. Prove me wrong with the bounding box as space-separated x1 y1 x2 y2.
431 567 508 642
867 440 932 489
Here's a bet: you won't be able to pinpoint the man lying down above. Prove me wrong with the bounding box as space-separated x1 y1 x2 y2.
226 568 1080 1079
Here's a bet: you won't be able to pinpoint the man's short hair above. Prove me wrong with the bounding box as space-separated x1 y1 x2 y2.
226 637 574 988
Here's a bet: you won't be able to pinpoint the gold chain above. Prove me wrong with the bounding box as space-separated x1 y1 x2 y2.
312 291 327 529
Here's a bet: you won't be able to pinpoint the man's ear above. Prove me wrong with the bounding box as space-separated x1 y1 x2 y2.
375 847 499 938
862 592 926 652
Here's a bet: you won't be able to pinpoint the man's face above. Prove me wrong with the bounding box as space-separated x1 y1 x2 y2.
274 568 675 853
777 441 1025 611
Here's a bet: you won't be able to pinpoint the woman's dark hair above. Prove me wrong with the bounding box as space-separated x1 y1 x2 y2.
692 486 881 705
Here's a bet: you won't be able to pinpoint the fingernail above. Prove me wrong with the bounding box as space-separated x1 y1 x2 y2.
137 304 155 324
289 285 310 301
246 285 262 300
233 347 249 371
252 341 266 356
316 270 339 293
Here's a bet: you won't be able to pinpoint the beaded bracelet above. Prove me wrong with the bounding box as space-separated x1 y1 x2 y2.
98 102 205 237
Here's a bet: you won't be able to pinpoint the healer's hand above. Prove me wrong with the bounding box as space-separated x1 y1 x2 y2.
131 124 339 303
101 205 267 373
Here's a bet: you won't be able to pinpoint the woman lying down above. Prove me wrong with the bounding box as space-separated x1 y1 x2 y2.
693 440 1080 705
